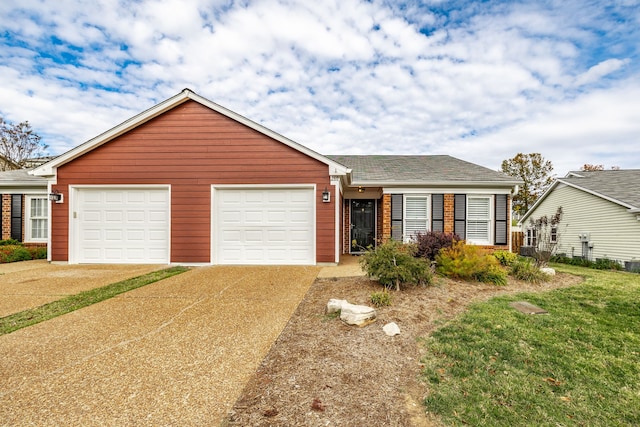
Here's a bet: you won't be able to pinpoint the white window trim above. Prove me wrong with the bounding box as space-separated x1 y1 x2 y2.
25 194 48 243
466 195 493 246
525 227 537 247
403 194 430 242
550 226 558 243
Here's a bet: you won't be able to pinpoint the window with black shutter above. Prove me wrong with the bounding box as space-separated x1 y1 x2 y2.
431 194 444 232
454 194 466 239
494 194 508 245
391 194 403 241
11 194 22 242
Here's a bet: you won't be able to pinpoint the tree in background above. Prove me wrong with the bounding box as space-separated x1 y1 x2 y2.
581 164 620 171
0 117 48 171
501 153 554 216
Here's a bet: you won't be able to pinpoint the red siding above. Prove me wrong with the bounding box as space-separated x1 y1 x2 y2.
51 100 334 263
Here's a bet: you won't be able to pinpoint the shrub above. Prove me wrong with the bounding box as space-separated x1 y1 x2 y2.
370 290 393 307
493 250 518 267
1 246 33 263
435 241 505 284
551 254 624 271
29 247 48 260
0 239 21 246
415 231 461 261
477 264 508 286
360 240 432 291
510 258 550 283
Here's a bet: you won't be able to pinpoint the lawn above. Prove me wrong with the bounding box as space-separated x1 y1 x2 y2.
420 264 640 426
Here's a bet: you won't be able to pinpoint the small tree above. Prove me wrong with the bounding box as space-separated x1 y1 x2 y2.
528 207 563 266
0 117 48 171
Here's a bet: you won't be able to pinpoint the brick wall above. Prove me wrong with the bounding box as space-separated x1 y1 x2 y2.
444 194 454 234
381 194 391 241
1 194 12 240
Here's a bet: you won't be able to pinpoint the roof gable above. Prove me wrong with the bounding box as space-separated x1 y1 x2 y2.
560 170 640 209
32 89 348 177
521 169 640 223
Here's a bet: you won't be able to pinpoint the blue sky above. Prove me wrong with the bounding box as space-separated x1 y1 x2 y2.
1 0 638 175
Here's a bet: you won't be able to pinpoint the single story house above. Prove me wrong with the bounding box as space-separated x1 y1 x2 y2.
25 89 520 265
519 169 640 267
0 169 48 246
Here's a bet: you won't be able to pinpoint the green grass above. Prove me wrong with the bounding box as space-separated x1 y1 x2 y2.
0 266 190 335
420 264 640 426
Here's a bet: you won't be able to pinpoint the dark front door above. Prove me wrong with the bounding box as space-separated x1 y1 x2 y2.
350 199 376 253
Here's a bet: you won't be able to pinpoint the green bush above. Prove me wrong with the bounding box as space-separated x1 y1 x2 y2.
510 258 550 283
477 264 508 286
2 246 33 263
360 240 432 291
551 254 623 271
0 239 21 246
436 241 506 284
493 250 518 267
29 247 48 260
370 290 393 307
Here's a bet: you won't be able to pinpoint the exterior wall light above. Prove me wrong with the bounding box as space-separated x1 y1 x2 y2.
322 187 331 203
357 186 365 193
49 191 64 203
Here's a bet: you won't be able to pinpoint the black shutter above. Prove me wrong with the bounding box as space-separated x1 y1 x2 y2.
495 194 508 245
431 194 444 232
391 194 403 241
454 194 466 239
11 194 22 242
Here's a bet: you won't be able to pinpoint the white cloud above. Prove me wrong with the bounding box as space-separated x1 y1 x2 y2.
574 58 631 87
0 0 638 179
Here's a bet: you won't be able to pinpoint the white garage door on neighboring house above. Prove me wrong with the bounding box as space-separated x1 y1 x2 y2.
72 187 170 264
213 187 315 265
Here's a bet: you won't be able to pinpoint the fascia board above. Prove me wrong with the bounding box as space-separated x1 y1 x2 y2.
354 180 521 188
32 91 192 177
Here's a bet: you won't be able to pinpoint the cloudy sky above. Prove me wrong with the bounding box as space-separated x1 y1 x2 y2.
1 0 638 176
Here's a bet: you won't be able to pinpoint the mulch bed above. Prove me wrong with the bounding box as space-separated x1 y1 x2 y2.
224 272 583 426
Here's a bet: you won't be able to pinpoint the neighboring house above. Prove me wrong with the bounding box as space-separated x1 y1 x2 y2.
519 170 640 266
31 89 520 265
0 169 48 246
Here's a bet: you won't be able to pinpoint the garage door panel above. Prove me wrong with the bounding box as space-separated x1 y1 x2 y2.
215 188 314 265
75 188 169 264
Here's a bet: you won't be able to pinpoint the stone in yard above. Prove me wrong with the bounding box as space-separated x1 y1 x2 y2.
326 299 348 314
541 267 556 276
383 322 401 336
339 303 377 326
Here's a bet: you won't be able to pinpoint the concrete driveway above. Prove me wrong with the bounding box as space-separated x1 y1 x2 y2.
0 264 320 426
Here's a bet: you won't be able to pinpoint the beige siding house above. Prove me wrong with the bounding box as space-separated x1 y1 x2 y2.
520 170 640 269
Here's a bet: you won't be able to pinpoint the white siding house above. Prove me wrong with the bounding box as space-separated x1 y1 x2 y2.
520 170 640 269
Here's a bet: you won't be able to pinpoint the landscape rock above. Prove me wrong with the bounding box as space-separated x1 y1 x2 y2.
339 303 377 326
326 299 348 314
541 267 556 276
383 322 401 336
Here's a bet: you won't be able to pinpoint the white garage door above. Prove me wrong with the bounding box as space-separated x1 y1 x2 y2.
214 188 315 265
74 187 170 264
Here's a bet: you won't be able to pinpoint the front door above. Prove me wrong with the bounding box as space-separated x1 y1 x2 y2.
350 199 376 253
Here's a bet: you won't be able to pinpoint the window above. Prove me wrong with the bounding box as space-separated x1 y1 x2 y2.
550 226 558 243
404 195 429 241
525 228 537 247
26 195 48 242
466 196 491 244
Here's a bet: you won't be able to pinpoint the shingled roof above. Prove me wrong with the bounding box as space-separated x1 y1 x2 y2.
327 155 519 185
560 170 640 210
